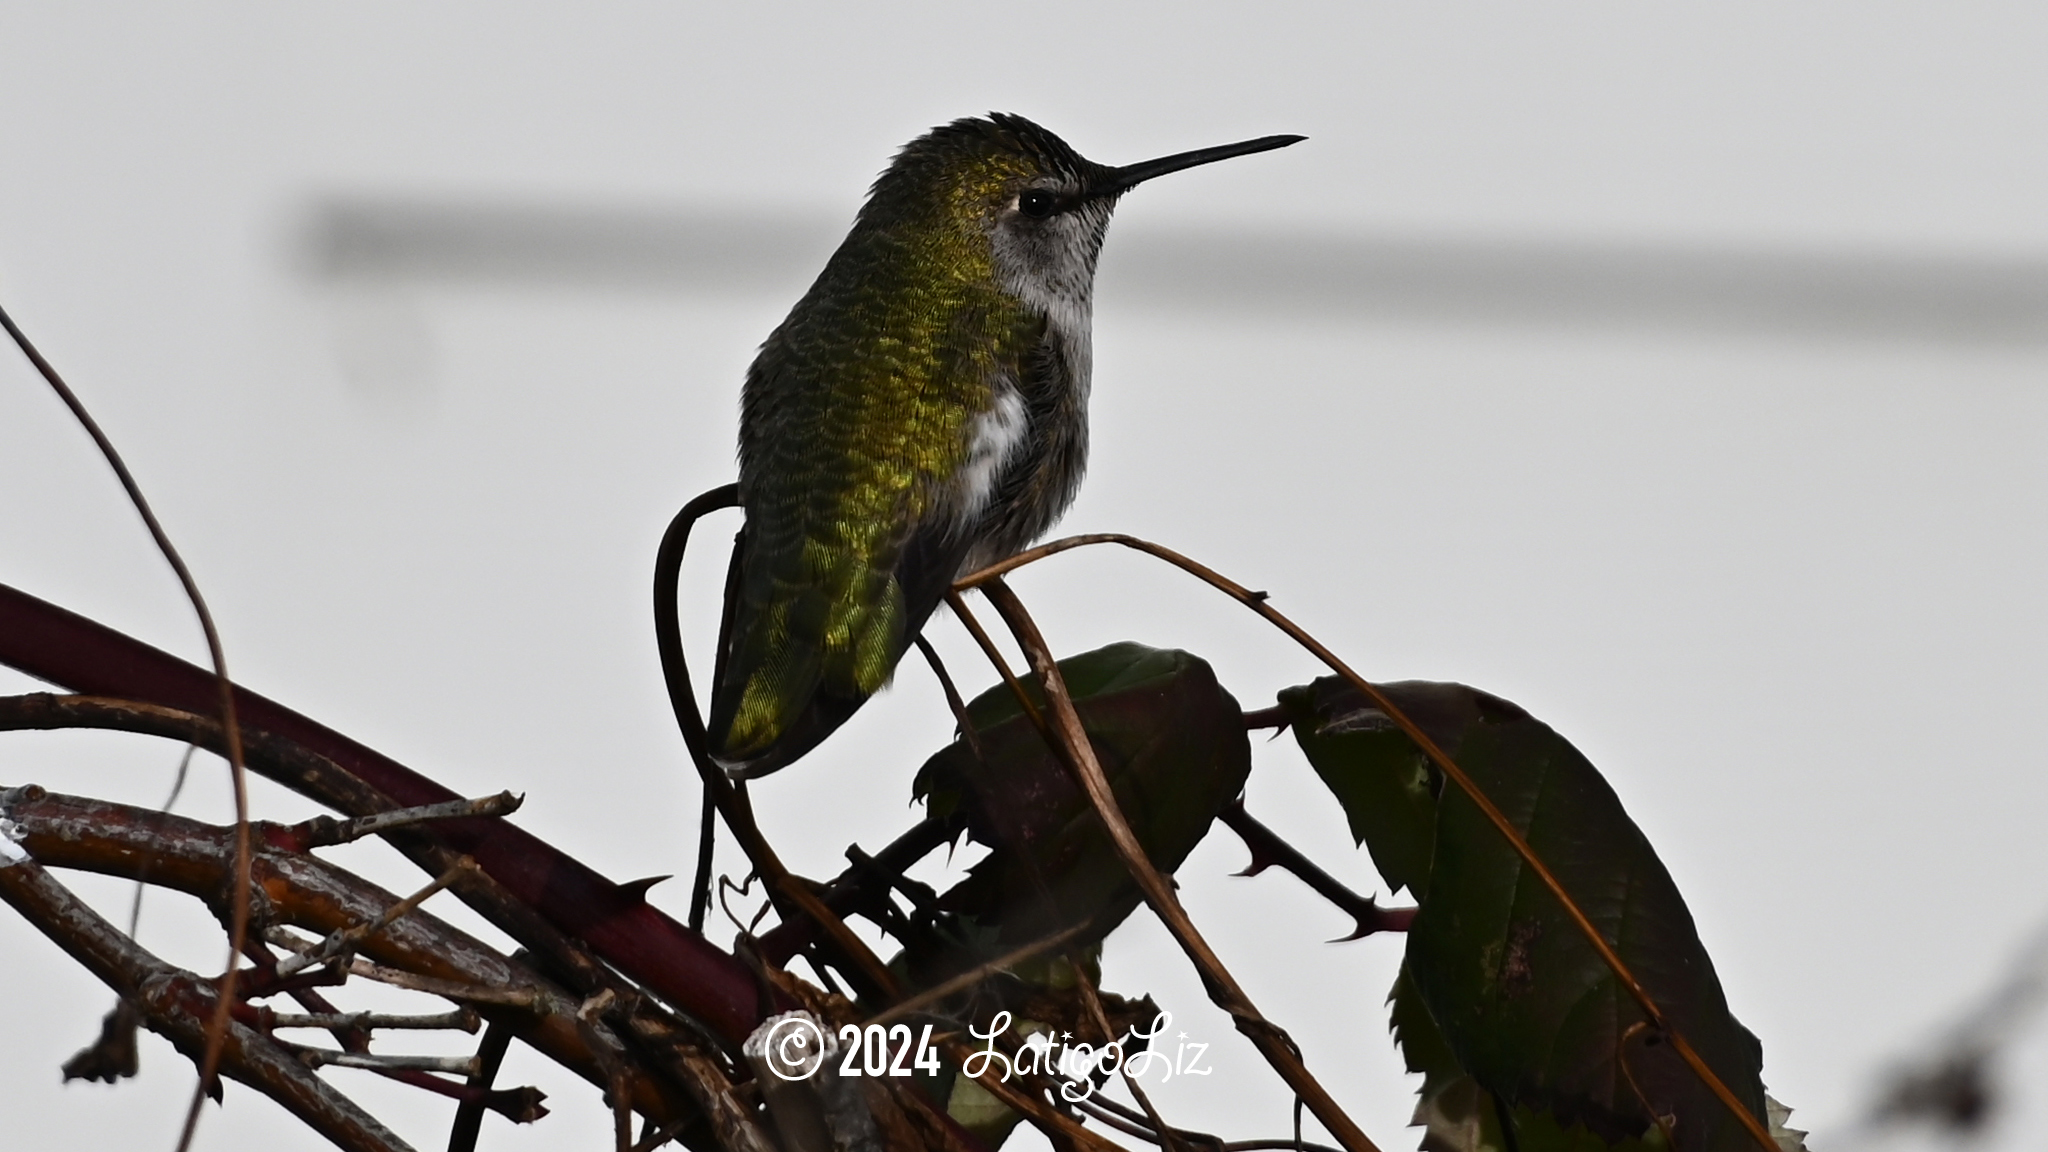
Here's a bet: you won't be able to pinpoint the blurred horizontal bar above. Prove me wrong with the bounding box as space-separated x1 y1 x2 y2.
300 198 2048 343
301 200 843 294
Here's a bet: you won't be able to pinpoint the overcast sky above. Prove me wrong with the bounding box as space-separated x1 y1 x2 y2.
4 5 2048 1150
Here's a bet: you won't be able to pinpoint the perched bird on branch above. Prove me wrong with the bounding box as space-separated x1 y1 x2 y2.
707 113 1301 777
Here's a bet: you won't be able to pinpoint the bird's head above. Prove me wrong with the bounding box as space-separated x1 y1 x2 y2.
859 113 1304 314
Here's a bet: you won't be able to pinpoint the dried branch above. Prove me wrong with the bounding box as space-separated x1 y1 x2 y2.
960 533 1782 1152
1069 1097 1166 1144
254 1007 481 1034
0 593 769 1046
970 577 1382 1152
4 785 706 1133
275 859 477 978
0 845 406 1152
371 964 532 1006
0 684 778 1105
236 940 546 1128
288 1048 481 1076
915 632 986 764
286 792 524 850
943 591 1049 739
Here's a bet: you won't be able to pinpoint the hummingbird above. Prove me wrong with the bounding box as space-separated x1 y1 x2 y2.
707 113 1302 777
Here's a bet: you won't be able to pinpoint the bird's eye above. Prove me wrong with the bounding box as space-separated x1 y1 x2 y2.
1018 189 1057 218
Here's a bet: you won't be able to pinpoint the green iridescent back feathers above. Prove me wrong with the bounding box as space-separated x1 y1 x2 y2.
709 116 1095 772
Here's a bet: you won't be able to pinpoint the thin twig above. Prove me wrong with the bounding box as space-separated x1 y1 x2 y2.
960 533 1779 1152
0 296 256 1152
912 624 1174 1151
1619 1021 1681 1148
276 858 477 977
1076 1094 1192 1143
1067 1088 1242 1152
259 1008 481 1033
916 638 1194 1152
613 1067 636 1152
287 792 523 850
932 1032 1126 1152
919 620 1166 1147
449 1021 517 1152
915 633 986 762
974 577 1381 1152
863 921 1096 1029
127 742 197 936
239 937 370 1050
287 1047 481 1076
343 959 542 1007
72 742 204 1089
943 591 1050 740
241 936 542 1124
665 1043 777 1152
1067 948 1188 1152
571 989 638 1152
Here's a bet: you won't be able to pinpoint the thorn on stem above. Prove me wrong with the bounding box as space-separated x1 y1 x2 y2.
617 875 672 902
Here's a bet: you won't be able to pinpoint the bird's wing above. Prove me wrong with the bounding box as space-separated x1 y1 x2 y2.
707 271 1046 775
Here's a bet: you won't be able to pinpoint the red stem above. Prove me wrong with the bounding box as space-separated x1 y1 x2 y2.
0 582 765 1045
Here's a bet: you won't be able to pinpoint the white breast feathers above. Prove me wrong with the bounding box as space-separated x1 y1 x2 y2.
952 384 1029 529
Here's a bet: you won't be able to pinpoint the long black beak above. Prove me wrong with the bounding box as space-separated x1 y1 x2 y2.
1089 133 1306 200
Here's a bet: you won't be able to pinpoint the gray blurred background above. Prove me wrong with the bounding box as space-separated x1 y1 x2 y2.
3 4 2047 1149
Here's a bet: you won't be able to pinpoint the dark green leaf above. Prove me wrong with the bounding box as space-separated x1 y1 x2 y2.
1392 963 1667 1152
1289 678 1768 1152
1279 679 1498 898
910 643 1251 972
